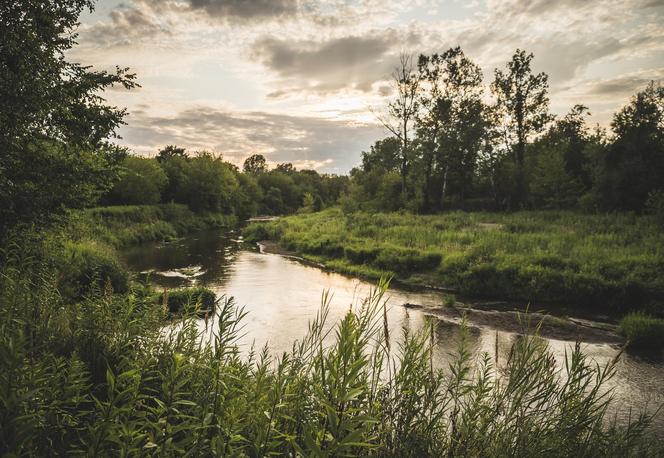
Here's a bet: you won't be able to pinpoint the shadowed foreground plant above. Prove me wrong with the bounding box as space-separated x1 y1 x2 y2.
0 249 661 456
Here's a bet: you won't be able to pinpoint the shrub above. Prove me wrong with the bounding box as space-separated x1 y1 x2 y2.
344 246 380 264
157 287 216 315
374 248 441 273
619 312 664 351
57 241 129 301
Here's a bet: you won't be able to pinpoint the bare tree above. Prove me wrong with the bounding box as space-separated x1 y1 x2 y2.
372 53 420 197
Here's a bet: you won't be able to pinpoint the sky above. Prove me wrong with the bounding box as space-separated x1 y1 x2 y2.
73 0 664 173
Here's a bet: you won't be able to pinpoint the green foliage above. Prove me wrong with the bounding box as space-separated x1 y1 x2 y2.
620 312 664 351
156 287 216 315
76 204 237 248
0 0 137 237
254 208 664 313
176 152 239 213
107 156 168 205
56 240 129 301
645 189 664 224
243 153 267 174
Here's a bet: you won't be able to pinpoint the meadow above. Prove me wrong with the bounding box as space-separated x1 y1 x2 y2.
244 208 664 316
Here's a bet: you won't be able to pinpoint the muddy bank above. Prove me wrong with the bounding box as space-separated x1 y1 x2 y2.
404 301 623 345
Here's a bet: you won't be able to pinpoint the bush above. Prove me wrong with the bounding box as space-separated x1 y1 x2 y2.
157 287 216 315
344 246 380 264
619 312 664 351
374 247 441 274
57 241 129 301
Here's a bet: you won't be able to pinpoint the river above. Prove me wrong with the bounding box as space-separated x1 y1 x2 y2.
121 228 664 431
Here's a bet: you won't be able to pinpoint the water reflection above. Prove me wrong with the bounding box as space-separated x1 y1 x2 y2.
121 230 664 431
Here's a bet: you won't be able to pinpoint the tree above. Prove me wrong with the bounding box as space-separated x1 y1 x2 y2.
529 145 583 209
276 162 296 174
374 53 420 197
0 0 137 236
177 152 238 212
597 82 664 210
417 47 488 210
157 145 187 163
360 137 401 173
243 154 267 174
108 156 167 205
491 49 551 206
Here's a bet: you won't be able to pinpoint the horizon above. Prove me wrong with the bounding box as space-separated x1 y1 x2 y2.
74 0 664 173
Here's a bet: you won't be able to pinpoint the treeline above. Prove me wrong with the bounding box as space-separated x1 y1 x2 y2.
101 146 348 219
345 49 664 214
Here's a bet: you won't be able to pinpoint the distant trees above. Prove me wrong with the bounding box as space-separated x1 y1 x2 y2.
108 156 168 205
101 148 348 217
352 47 663 214
596 83 664 210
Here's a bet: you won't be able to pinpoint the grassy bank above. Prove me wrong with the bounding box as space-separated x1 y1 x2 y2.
40 204 236 303
244 208 664 315
71 203 238 248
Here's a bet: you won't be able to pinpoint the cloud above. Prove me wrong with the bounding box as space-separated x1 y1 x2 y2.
253 30 420 94
80 4 172 47
183 0 299 22
118 106 385 172
584 69 664 97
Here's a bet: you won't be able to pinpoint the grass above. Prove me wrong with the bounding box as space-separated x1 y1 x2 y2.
72 203 238 248
620 312 664 352
156 286 217 316
245 208 664 315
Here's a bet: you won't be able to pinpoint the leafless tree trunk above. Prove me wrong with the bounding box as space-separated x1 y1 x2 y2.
372 53 420 199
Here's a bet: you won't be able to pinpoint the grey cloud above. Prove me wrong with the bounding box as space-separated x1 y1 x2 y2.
118 107 385 172
184 0 298 21
81 4 171 47
589 70 664 97
253 31 419 93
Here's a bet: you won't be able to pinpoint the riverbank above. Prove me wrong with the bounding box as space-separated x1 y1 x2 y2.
244 208 664 316
70 203 238 248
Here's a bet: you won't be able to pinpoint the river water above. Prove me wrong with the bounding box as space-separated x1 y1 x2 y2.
121 229 664 431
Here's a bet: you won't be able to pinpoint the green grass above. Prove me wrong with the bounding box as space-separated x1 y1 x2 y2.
73 203 238 248
620 312 664 351
245 208 664 314
156 286 217 316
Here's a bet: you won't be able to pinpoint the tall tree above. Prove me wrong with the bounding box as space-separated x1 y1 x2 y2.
599 82 664 210
491 49 551 206
374 53 420 197
0 0 137 236
243 154 268 174
417 47 488 210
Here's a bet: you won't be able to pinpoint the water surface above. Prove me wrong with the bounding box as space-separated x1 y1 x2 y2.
121 229 664 431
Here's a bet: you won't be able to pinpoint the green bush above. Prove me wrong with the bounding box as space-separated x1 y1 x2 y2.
344 246 380 264
57 241 129 301
620 312 664 351
374 247 441 274
157 287 216 315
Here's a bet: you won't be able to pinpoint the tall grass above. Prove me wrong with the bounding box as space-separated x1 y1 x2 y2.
0 237 660 456
71 203 238 248
245 208 664 314
620 312 664 352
